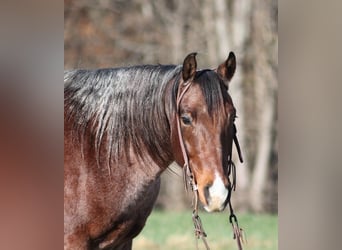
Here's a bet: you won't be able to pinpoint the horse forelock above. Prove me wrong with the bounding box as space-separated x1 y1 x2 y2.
64 65 182 170
172 69 230 119
195 70 231 116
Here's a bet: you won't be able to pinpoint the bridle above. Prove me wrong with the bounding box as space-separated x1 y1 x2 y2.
175 78 245 250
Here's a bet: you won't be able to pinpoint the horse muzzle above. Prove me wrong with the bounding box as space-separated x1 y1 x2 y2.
202 173 229 212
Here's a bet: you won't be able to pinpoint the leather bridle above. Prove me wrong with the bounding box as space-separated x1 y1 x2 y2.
175 79 245 250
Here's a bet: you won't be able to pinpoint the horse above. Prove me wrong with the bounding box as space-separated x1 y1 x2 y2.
64 52 239 249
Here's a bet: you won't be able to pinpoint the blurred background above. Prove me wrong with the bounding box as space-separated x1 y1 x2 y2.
65 0 278 248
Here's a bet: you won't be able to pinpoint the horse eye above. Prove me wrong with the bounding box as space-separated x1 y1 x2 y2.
181 115 192 125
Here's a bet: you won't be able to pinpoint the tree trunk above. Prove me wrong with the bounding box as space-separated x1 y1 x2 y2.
214 0 230 56
250 90 275 212
159 163 189 210
201 1 217 66
249 0 277 212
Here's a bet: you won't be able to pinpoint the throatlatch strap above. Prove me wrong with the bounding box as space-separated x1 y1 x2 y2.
233 124 244 163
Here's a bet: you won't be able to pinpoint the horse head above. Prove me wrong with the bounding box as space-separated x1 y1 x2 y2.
172 52 238 212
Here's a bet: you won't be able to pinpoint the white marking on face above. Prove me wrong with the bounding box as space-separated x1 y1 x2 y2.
204 172 228 212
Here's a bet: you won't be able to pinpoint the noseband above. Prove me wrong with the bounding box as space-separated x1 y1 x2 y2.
175 79 245 250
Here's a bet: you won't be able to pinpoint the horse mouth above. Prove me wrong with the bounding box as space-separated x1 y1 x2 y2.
202 190 229 212
203 198 227 212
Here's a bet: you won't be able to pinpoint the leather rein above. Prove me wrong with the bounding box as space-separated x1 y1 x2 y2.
175 79 245 250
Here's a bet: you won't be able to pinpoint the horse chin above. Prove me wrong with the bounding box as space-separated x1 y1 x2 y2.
203 201 226 212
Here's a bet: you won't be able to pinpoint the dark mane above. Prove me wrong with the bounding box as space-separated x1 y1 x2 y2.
64 65 182 169
194 70 228 116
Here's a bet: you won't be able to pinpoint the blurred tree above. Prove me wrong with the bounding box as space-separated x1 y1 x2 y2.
243 0 278 212
64 0 278 213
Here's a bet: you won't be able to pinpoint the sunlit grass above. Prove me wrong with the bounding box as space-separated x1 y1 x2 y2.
133 210 277 250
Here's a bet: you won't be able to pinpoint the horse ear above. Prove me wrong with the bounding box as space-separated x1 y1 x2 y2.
182 52 197 83
217 51 236 86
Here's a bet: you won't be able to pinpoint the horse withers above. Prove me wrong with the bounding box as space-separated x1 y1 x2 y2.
64 52 238 249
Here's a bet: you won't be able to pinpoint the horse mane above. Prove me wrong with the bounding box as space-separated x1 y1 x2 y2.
64 65 182 169
64 64 228 171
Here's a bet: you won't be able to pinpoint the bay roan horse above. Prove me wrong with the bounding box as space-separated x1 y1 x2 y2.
64 52 238 249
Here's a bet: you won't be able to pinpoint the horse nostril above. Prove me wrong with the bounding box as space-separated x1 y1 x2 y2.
204 184 211 205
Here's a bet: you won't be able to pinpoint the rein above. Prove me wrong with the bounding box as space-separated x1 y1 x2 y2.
175 80 245 250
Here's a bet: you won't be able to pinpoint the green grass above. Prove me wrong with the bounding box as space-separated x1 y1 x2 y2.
133 210 277 250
